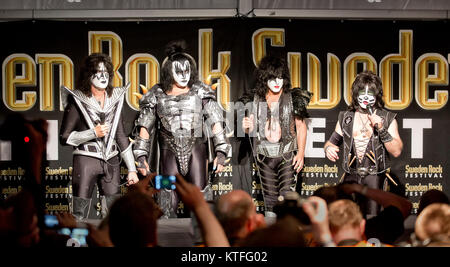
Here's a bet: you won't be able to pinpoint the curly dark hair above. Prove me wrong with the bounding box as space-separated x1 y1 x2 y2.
349 70 385 111
77 53 114 97
160 40 199 93
254 55 291 99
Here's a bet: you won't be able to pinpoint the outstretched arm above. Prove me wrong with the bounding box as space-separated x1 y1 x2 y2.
383 119 403 158
115 113 138 185
324 121 343 162
133 127 151 176
292 118 307 173
204 99 231 173
339 183 412 218
175 174 230 247
133 91 157 176
368 115 402 158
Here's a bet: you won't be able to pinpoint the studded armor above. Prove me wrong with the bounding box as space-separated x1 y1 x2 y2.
134 81 231 176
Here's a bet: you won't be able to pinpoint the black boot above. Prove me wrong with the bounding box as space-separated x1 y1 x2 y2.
100 194 121 219
72 196 91 222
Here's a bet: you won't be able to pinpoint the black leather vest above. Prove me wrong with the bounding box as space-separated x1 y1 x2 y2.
338 109 397 174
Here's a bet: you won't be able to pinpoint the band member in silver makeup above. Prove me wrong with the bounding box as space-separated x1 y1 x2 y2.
133 40 230 217
324 70 403 217
241 56 311 216
60 53 138 221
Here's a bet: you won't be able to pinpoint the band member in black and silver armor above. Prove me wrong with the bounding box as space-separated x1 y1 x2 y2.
133 40 230 217
324 70 403 217
241 56 311 216
60 53 139 221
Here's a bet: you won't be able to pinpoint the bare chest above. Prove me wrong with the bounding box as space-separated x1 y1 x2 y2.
352 112 373 139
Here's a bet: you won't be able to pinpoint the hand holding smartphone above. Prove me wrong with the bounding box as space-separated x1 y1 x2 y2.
44 214 89 247
155 175 176 190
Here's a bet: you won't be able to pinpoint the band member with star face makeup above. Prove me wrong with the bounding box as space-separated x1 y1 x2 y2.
323 70 403 217
133 40 230 218
241 55 311 216
60 53 138 221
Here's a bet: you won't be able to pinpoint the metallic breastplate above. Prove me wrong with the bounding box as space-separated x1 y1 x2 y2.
156 90 205 175
157 92 203 138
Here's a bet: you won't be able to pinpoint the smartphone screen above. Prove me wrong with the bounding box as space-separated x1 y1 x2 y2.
155 175 176 190
58 228 89 247
44 214 59 228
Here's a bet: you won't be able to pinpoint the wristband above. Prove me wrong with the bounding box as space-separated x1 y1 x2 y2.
329 131 343 146
378 127 393 143
216 151 226 166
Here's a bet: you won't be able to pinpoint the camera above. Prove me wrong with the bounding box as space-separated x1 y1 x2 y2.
44 214 59 228
155 175 176 190
58 227 89 247
273 191 313 225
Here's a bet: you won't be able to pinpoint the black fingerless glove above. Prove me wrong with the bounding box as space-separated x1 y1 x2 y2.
216 151 226 166
137 156 148 169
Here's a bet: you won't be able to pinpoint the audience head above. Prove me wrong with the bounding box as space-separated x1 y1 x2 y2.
108 192 162 247
313 184 354 205
216 190 265 244
236 215 308 247
418 190 449 215
328 199 365 245
2 190 40 247
414 203 450 246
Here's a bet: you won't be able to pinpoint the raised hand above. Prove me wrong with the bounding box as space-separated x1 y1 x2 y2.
242 114 254 134
95 123 109 138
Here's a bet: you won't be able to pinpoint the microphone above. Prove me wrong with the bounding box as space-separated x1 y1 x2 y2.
96 113 106 141
95 112 105 125
99 113 105 124
367 104 374 116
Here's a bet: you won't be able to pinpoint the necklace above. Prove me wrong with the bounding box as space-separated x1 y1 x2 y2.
357 111 370 138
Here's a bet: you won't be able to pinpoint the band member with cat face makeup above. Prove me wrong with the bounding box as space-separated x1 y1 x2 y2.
241 56 311 216
60 53 138 221
133 40 230 218
324 70 403 217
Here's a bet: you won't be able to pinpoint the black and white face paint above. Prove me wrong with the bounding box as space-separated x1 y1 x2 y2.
172 60 191 88
267 77 283 93
90 62 109 90
357 85 376 109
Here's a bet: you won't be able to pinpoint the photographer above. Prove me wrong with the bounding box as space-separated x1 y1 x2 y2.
237 193 334 247
274 192 335 247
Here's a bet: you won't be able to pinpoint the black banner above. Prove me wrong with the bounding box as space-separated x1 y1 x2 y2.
0 18 448 217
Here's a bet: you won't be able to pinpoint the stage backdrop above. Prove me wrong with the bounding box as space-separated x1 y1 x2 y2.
0 18 448 217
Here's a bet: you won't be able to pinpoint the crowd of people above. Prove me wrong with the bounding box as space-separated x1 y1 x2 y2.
0 115 448 247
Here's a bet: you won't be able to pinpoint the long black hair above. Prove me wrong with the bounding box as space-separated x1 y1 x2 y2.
77 53 114 97
349 70 385 111
254 55 291 99
160 40 199 93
